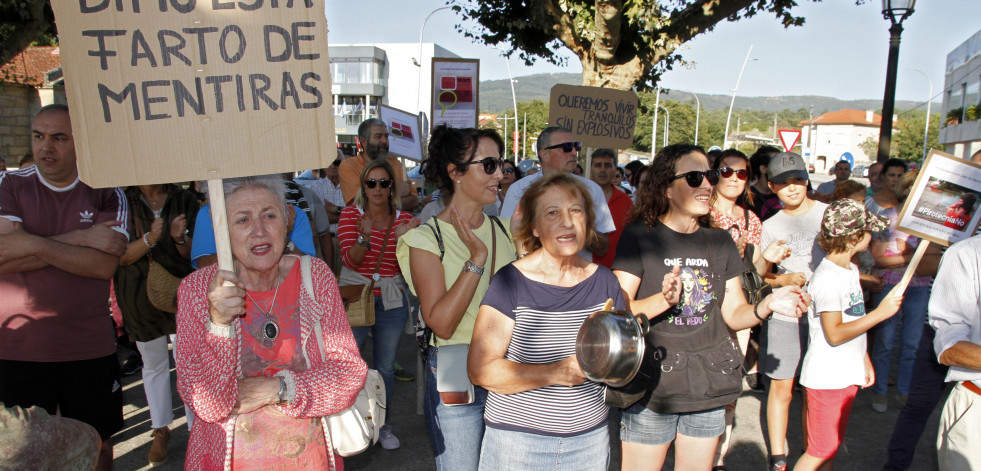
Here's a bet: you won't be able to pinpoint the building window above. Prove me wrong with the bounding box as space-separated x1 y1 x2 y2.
329 59 385 86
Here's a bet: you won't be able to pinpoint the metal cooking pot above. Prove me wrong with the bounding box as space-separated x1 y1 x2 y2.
576 306 650 388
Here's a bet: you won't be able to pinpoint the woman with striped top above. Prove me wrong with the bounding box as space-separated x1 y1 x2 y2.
468 173 626 470
337 159 420 449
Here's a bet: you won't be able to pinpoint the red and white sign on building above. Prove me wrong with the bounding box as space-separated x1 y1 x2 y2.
778 129 802 153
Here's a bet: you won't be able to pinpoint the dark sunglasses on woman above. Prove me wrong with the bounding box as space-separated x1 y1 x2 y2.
459 157 504 175
502 166 515 175
543 141 582 153
719 167 749 180
364 178 392 189
671 169 720 187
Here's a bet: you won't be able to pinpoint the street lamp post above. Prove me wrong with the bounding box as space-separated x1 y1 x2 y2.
659 105 670 147
652 87 661 155
723 45 754 149
875 0 916 163
908 68 932 160
414 7 451 119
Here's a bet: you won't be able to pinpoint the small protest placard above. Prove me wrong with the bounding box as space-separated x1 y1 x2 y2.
887 149 981 295
431 58 479 129
896 149 981 247
548 84 639 150
50 0 336 188
379 105 424 163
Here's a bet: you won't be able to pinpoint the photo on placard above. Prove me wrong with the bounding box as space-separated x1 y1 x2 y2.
908 177 980 233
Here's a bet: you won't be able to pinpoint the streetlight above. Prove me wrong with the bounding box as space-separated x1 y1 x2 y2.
908 68 932 160
497 45 520 161
875 0 916 163
414 6 451 120
659 105 670 147
723 45 755 149
652 86 661 155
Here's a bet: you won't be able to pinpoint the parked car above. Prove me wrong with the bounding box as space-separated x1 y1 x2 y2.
808 162 815 173
853 164 869 178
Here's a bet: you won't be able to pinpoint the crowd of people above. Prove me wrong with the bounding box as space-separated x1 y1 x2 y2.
1 105 980 471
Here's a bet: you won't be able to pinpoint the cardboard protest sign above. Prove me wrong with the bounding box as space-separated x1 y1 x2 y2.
896 149 981 247
431 58 478 129
50 0 336 189
548 84 638 150
379 105 424 163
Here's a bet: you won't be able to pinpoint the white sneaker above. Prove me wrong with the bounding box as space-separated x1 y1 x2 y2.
378 424 400 450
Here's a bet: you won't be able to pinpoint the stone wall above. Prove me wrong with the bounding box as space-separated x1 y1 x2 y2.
0 84 66 169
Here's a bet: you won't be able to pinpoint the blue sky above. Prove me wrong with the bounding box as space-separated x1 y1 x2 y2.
327 1 979 105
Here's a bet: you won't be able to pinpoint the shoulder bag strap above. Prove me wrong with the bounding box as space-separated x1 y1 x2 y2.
300 255 314 302
425 220 446 261
368 224 394 292
490 217 497 280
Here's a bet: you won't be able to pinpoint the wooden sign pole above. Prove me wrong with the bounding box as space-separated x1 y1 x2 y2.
887 241 931 298
207 179 235 273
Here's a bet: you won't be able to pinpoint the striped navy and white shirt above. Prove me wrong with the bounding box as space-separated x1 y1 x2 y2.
480 263 626 436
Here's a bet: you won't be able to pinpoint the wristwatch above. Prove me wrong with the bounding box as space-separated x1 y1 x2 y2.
277 377 288 404
357 233 371 249
463 259 485 276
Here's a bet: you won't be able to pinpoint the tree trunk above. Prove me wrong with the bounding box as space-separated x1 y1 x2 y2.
580 54 644 91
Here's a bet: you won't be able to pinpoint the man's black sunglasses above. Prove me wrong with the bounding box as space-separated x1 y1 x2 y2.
459 157 504 175
364 178 392 189
544 141 582 153
670 169 720 188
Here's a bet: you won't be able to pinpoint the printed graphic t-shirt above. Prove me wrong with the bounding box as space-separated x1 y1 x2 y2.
800 259 868 390
761 201 828 322
613 221 743 412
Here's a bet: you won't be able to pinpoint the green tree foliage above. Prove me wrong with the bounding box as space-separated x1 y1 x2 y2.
0 0 55 67
451 0 811 90
857 110 941 162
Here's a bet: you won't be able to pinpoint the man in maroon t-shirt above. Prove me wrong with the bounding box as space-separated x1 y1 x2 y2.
0 104 128 471
589 148 634 268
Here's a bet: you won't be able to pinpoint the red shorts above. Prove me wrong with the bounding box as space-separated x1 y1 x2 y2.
804 385 859 459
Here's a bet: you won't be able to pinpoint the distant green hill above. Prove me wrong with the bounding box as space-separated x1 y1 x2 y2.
480 73 935 115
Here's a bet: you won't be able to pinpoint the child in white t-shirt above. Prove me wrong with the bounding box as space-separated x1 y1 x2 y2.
796 198 903 471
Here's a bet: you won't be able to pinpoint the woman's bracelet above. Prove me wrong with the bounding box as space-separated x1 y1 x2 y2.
143 232 157 248
754 302 767 322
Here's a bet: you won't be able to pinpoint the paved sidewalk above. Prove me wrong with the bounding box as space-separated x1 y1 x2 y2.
113 331 942 470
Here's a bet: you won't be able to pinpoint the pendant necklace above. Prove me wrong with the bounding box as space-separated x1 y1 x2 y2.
244 274 281 342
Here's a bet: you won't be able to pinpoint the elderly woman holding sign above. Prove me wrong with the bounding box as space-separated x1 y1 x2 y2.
176 175 367 471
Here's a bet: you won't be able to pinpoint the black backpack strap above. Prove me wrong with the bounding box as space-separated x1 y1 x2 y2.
423 221 445 261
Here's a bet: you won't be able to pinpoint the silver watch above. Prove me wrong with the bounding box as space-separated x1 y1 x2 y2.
357 233 371 249
463 259 485 276
277 376 288 404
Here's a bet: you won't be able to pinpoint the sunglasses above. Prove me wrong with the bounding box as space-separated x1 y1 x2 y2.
459 157 504 175
671 169 720 188
502 167 515 175
364 178 392 189
719 167 748 180
544 141 582 153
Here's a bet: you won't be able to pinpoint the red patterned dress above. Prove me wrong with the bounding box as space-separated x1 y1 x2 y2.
176 255 367 471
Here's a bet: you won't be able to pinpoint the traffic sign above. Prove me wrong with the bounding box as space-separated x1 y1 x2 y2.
778 129 801 153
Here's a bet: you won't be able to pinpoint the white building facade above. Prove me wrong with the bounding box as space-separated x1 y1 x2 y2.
800 109 881 172
938 29 981 159
330 43 459 152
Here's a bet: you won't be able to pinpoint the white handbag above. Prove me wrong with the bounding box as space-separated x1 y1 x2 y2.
327 369 386 456
300 256 387 457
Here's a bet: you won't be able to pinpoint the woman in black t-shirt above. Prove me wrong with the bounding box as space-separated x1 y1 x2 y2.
612 144 810 471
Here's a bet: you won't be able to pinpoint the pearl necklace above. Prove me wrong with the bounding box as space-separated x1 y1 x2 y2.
244 275 281 342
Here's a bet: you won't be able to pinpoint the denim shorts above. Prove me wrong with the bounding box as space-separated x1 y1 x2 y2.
620 403 726 446
478 425 609 471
